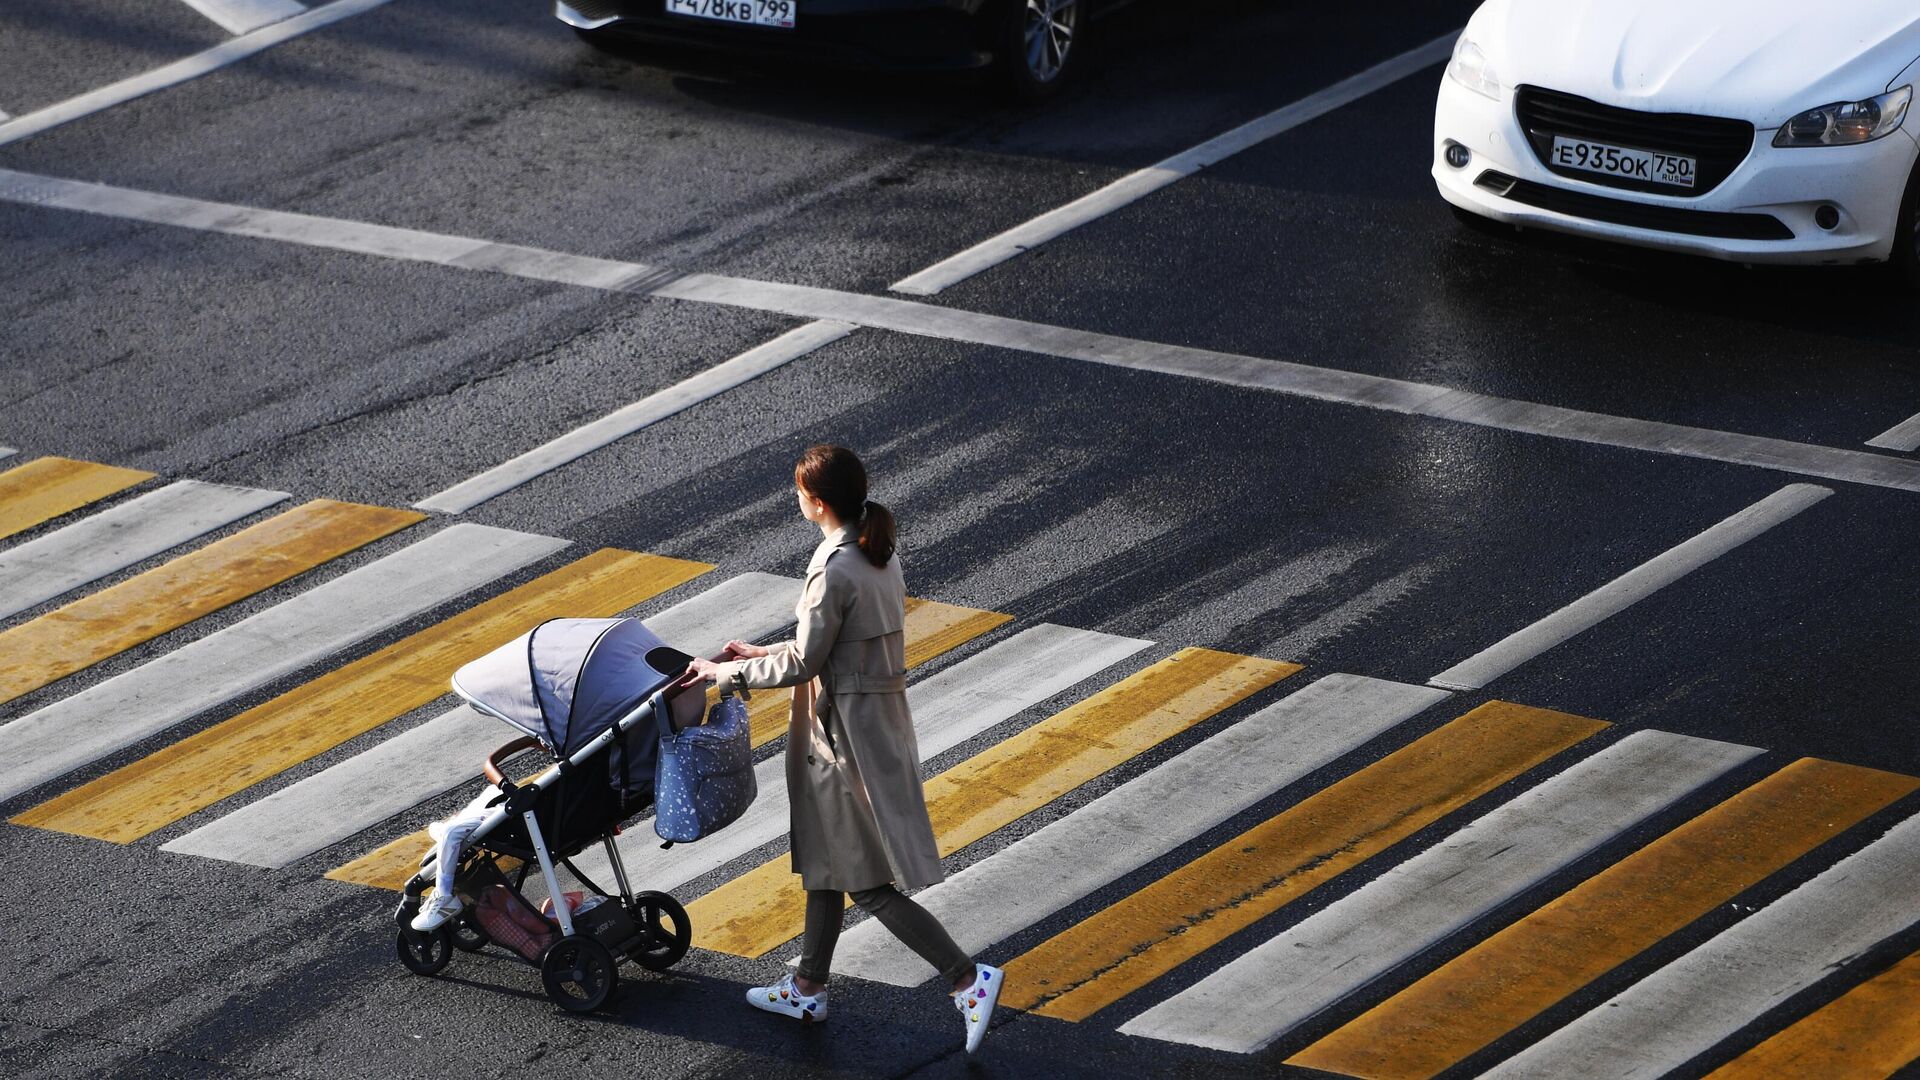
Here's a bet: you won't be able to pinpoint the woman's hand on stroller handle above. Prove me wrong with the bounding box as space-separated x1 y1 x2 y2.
724 639 771 659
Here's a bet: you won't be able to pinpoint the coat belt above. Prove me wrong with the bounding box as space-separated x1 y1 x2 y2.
830 672 907 695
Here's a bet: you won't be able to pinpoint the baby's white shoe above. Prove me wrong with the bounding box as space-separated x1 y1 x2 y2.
410 889 463 931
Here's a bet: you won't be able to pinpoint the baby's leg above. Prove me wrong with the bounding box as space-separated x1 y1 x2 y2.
431 789 499 897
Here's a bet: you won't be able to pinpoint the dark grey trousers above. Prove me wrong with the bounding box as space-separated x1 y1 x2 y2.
797 885 972 985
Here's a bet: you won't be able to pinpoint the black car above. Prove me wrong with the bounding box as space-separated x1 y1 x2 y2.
557 0 1115 101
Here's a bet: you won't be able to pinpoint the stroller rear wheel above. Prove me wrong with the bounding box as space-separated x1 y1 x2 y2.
396 925 453 975
542 936 618 1013
626 891 692 972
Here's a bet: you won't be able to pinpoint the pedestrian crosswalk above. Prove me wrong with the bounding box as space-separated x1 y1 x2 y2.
2 450 1917 1078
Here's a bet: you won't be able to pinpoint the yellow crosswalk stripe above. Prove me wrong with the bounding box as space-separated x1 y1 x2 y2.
740 598 1012 747
999 701 1608 1020
0 457 153 542
13 549 712 843
1703 948 1920 1080
1288 756 1920 1080
0 500 422 705
326 828 441 891
686 647 1301 958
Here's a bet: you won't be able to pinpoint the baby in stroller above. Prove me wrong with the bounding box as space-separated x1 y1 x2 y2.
410 616 713 932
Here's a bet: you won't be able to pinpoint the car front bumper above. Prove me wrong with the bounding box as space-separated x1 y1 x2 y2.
1433 74 1920 265
556 0 993 72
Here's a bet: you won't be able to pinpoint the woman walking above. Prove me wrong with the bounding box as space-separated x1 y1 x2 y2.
688 444 1002 1053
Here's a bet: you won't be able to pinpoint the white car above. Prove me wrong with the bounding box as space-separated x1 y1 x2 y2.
1434 0 1920 277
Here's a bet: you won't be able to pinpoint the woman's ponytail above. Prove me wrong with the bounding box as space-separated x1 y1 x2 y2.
857 499 895 568
794 444 896 568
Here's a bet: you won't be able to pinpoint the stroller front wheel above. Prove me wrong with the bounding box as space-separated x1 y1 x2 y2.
541 936 618 1013
396 925 453 975
626 891 692 972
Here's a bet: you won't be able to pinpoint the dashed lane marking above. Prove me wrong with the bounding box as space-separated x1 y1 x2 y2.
12 550 711 842
889 31 1460 296
332 622 1151 892
1004 701 1608 1022
1703 947 1920 1080
1119 730 1762 1054
741 597 1012 747
416 321 855 513
0 499 421 706
0 0 395 149
1429 484 1832 691
1291 757 1920 1079
1486 809 1920 1079
0 523 566 803
0 480 287 622
687 648 1301 958
13 171 1920 499
178 0 308 36
175 572 799 869
0 457 152 543
830 674 1450 987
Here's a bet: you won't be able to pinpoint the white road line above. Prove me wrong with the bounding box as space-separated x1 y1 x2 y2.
572 624 1153 896
1120 730 1762 1054
178 0 308 36
830 674 1450 987
13 171 1920 498
0 0 392 149
1486 811 1920 1079
0 446 16 460
891 31 1459 296
158 572 802 866
1865 411 1920 452
0 479 287 621
1428 484 1833 691
417 38 1455 511
416 321 854 513
0 523 564 803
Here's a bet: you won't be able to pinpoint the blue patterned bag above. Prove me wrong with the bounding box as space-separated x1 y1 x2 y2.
651 691 756 843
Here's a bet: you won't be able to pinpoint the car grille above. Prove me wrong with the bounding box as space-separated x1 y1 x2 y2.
1513 86 1755 197
1474 171 1793 241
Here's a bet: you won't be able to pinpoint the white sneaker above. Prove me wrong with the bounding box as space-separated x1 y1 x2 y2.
410 889 463 931
953 963 1003 1054
747 973 828 1023
427 819 449 844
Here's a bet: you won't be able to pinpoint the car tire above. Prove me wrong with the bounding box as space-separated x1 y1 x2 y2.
993 0 1086 104
1888 157 1920 290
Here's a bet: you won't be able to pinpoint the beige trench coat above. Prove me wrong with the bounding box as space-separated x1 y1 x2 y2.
712 524 944 892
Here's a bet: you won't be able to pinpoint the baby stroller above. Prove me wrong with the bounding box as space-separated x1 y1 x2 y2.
393 617 722 1012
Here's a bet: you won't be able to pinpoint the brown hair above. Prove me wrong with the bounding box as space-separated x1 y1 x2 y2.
795 444 895 568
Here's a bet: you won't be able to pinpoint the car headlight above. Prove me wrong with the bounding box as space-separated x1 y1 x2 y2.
1447 37 1502 101
1773 86 1912 147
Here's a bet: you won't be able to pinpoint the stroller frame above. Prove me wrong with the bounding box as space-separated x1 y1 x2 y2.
392 636 723 1012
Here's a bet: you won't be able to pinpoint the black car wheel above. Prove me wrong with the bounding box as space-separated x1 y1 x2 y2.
625 891 692 972
396 926 453 976
995 0 1084 103
542 936 619 1013
1890 158 1920 290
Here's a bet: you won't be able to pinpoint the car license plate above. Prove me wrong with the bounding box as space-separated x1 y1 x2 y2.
1550 136 1696 189
665 0 795 30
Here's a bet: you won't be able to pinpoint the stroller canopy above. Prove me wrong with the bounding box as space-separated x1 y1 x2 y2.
451 618 692 756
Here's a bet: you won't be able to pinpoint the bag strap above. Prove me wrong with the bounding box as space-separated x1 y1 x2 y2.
653 690 674 742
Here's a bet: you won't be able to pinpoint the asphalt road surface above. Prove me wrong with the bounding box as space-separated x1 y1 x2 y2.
3 1 1918 1078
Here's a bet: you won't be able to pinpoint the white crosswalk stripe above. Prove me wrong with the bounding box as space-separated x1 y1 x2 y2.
178 0 308 36
571 624 1152 896
0 480 286 621
0 523 565 802
1485 810 1920 1079
1118 729 1763 1054
827 674 1450 986
160 573 803 867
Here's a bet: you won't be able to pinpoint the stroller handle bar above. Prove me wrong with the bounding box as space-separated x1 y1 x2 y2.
479 645 739 788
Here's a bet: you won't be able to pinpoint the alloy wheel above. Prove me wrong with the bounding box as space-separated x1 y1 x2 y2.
1023 0 1078 84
